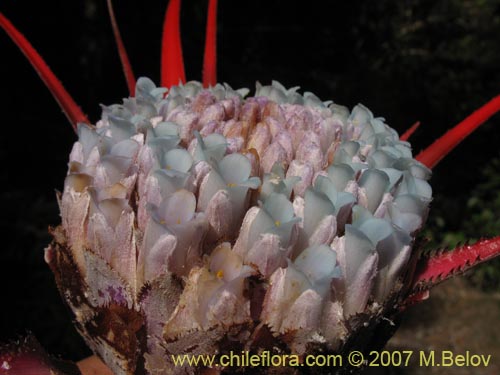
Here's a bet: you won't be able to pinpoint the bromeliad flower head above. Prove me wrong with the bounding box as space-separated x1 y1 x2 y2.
55 73 434 373
2 1 500 374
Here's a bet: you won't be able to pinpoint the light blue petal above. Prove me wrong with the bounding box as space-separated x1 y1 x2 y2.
108 115 136 141
182 81 203 97
263 193 295 223
359 122 375 141
135 77 157 99
99 155 132 184
154 169 191 198
335 192 356 214
314 175 338 205
248 209 276 245
194 132 228 163
340 141 360 157
260 163 299 201
349 104 373 125
370 117 387 134
198 169 226 210
153 122 180 137
358 218 394 246
327 164 355 192
380 168 404 191
294 244 340 285
134 98 158 119
110 139 139 159
304 188 335 238
162 148 193 173
219 154 251 184
239 176 261 189
268 218 300 248
147 137 181 160
385 195 430 233
376 227 411 268
369 150 396 168
413 178 432 199
135 77 167 102
158 189 196 225
351 205 373 226
344 225 375 281
359 169 389 213
101 104 132 121
303 91 326 108
77 123 102 159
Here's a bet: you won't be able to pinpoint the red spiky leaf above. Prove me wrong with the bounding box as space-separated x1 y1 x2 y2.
410 236 500 293
202 0 218 87
400 121 420 141
107 0 136 95
416 95 500 168
161 0 186 88
0 13 89 130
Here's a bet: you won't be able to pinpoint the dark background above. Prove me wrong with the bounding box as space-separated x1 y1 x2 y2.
1 0 500 363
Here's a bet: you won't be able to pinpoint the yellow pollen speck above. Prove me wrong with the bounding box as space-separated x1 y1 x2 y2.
227 182 237 188
216 270 224 279
176 218 181 225
165 165 171 170
160 219 166 225
275 220 281 227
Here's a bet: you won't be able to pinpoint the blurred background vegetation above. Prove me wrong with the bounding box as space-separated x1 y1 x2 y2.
1 0 499 363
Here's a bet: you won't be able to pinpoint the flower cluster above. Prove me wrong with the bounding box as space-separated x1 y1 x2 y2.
57 77 431 373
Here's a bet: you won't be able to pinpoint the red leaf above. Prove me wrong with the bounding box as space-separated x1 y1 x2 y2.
161 0 186 88
416 95 500 168
410 236 500 292
203 0 218 87
400 121 420 141
0 13 89 130
107 0 136 95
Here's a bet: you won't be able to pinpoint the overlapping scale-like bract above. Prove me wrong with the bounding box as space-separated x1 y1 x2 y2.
57 77 432 374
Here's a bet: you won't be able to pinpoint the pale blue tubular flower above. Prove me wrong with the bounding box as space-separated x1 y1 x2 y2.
164 243 255 338
294 244 342 296
94 138 141 195
351 205 412 301
233 193 300 276
259 163 300 201
135 77 168 103
334 224 379 317
208 82 249 100
139 189 207 281
147 121 180 139
191 131 227 164
302 174 356 245
198 153 261 241
385 194 431 234
107 115 137 142
256 80 302 104
326 163 356 192
349 103 374 127
261 244 341 341
252 194 300 248
357 168 390 213
136 133 192 230
69 123 111 173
